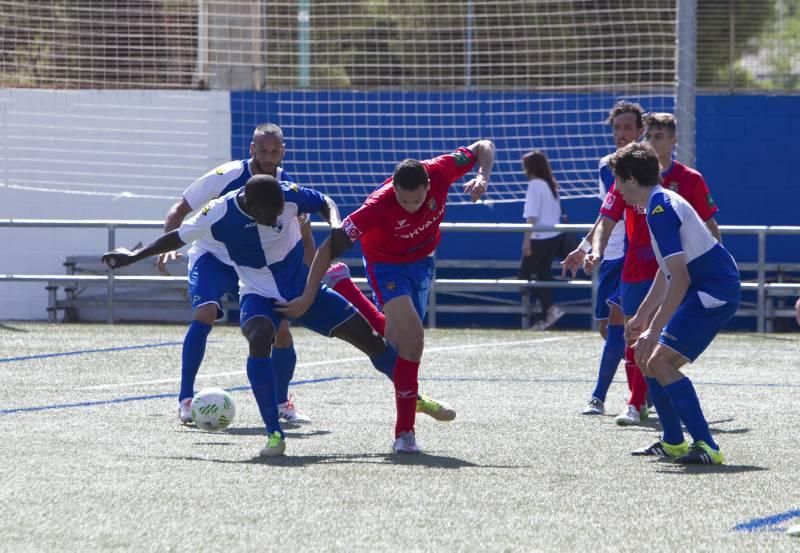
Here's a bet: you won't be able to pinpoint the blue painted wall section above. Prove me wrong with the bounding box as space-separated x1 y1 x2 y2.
230 92 797 328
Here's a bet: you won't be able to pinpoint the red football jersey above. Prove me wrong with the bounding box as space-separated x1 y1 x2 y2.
660 161 718 221
600 185 658 283
342 147 477 264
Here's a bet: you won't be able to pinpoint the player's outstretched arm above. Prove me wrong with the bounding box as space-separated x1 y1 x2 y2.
156 198 193 273
463 139 495 202
102 230 186 270
276 227 353 319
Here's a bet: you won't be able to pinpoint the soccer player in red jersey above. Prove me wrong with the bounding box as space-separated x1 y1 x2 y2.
643 113 720 240
278 141 495 453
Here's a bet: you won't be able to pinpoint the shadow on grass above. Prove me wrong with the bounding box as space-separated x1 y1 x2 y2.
0 323 28 332
161 451 530 470
654 462 768 475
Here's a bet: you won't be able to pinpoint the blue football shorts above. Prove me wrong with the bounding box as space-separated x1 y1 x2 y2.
595 257 624 320
659 288 740 362
619 279 654 317
188 252 239 320
239 284 357 337
364 256 435 320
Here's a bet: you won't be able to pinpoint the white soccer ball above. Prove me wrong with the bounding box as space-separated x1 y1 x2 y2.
191 388 236 431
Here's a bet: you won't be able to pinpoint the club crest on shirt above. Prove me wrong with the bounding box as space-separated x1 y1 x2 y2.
342 218 361 241
272 220 284 233
651 205 665 215
427 198 437 211
602 193 615 210
452 150 470 166
201 204 212 216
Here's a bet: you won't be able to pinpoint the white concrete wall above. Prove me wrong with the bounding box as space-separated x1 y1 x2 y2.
0 89 231 320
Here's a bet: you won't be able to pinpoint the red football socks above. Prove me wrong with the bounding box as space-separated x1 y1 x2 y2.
332 278 386 336
393 356 420 437
624 346 648 409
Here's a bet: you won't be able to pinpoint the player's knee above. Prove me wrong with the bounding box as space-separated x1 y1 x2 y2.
597 320 608 340
193 303 218 325
241 318 275 358
274 320 293 348
648 353 678 383
397 327 424 359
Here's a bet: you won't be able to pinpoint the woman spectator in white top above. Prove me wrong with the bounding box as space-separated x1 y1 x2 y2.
518 150 576 330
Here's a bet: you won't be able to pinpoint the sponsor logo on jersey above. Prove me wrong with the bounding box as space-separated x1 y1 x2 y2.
398 206 445 239
201 204 212 215
342 218 361 241
395 219 409 230
244 222 257 228
651 205 665 215
215 167 226 175
452 150 470 166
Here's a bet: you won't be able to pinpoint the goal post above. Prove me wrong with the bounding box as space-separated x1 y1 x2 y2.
0 1 682 208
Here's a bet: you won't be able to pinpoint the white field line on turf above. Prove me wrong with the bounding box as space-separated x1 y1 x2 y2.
85 336 569 390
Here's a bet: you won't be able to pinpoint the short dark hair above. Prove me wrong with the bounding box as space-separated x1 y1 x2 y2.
608 142 660 187
392 159 429 191
606 100 645 129
643 112 677 135
245 174 284 209
253 123 284 141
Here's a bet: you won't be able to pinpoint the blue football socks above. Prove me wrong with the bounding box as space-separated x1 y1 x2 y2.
591 324 625 402
179 320 212 401
246 356 283 438
271 344 297 405
646 377 684 445
664 376 717 450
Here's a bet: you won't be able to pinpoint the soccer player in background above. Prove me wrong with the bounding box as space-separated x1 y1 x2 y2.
584 110 722 426
102 175 449 457
278 141 495 453
642 112 720 241
561 100 644 416
613 142 740 464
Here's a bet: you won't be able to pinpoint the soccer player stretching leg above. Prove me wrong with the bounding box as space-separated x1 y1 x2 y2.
102 175 449 456
613 142 740 465
279 141 495 453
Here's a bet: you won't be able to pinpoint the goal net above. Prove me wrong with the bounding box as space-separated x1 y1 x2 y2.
0 1 677 207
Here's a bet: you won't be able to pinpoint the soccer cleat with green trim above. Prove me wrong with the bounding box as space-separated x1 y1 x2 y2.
416 393 456 422
631 439 690 458
673 441 724 465
259 431 286 457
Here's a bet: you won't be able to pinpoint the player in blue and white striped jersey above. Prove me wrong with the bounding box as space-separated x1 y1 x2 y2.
611 142 740 465
158 123 313 426
102 175 447 457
